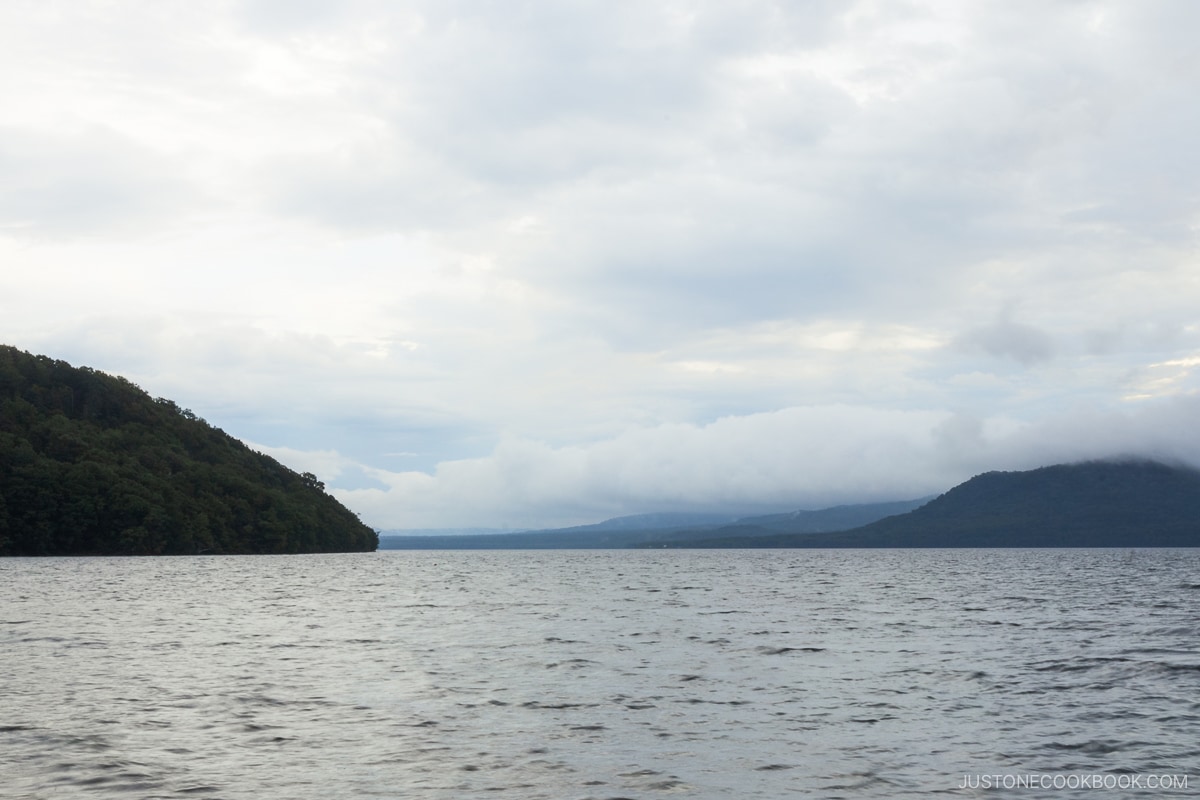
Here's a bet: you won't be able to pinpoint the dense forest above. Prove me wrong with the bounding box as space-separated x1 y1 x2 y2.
658 460 1200 548
0 345 378 556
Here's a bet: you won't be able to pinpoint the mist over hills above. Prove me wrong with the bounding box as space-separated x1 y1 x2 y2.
380 460 1200 550
377 500 929 550
377 512 739 540
661 459 1200 549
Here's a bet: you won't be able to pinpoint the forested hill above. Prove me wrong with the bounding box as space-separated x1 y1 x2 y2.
0 345 378 556
660 460 1200 548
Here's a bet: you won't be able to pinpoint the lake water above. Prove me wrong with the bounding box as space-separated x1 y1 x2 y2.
2 549 1198 799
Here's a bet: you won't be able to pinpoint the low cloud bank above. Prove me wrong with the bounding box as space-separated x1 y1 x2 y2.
321 398 1200 529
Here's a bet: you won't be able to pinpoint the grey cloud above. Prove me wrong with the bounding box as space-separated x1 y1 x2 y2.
32 316 496 474
572 248 860 350
256 144 483 233
932 412 987 462
346 2 848 191
6 2 1200 530
0 127 200 238
956 314 1056 367
1083 320 1197 357
251 0 1200 337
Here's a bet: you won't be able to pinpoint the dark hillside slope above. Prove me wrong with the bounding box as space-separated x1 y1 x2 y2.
0 345 377 555
659 460 1200 548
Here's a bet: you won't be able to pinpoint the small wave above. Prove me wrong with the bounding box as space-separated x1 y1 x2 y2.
1145 625 1200 636
545 658 598 670
1041 739 1149 755
1160 662 1200 674
819 770 902 792
755 646 826 655
647 779 689 790
1031 659 1116 673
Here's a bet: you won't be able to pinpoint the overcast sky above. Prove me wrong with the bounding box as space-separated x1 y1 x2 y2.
3 1 1200 529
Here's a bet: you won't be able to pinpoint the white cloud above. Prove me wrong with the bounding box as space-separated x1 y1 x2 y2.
331 395 1200 530
337 405 955 529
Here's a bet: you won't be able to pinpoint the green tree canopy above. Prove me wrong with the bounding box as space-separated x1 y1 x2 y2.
0 345 378 556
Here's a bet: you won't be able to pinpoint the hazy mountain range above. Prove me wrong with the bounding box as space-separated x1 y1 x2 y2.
380 459 1200 549
378 502 929 549
677 459 1200 549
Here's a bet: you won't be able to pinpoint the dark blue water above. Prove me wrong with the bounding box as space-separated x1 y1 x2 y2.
2 549 1198 798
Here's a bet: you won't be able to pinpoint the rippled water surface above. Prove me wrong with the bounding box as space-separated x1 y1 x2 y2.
3 549 1199 798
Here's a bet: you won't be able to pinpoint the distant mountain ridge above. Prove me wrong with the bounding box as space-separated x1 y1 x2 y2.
689 498 932 537
378 512 740 540
561 511 744 532
377 500 925 550
658 459 1200 548
380 460 1200 550
378 527 529 538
